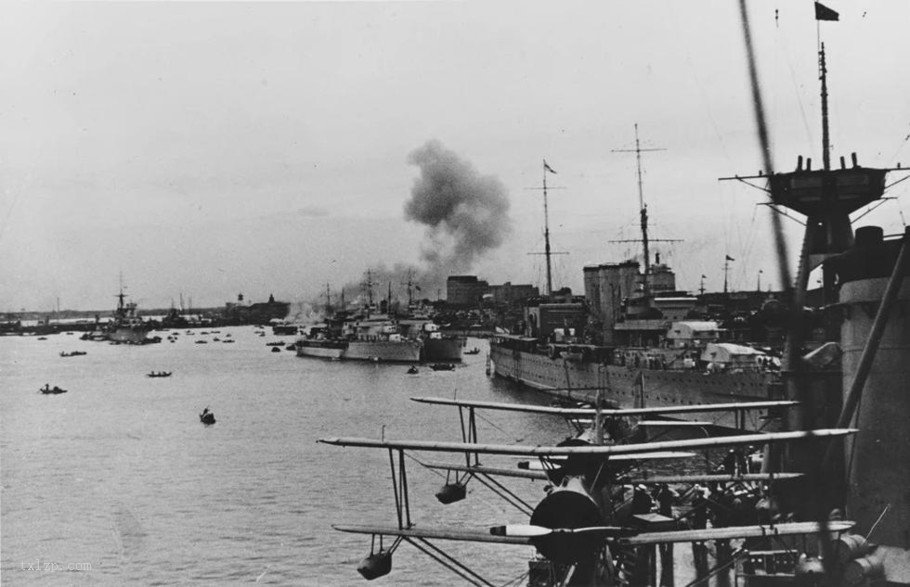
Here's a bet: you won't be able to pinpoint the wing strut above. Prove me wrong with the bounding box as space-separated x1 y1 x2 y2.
388 448 412 530
454 405 534 515
406 537 496 587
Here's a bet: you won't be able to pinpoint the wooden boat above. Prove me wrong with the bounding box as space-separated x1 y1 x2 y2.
199 408 215 425
39 385 67 395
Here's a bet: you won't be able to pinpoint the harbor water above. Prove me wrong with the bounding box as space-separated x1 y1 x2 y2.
1 328 575 585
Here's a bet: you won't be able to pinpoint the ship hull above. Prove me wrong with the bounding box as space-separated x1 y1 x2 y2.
421 338 464 362
489 343 776 430
296 342 346 360
343 340 422 363
106 327 152 344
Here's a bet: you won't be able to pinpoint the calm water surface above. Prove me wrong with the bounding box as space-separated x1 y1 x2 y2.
1 328 573 586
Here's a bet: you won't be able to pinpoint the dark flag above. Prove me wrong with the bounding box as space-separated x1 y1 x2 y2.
543 160 557 174
815 2 839 21
726 255 736 261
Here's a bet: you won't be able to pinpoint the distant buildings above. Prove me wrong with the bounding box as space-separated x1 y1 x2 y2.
446 276 489 306
445 275 539 307
488 282 539 305
223 293 289 324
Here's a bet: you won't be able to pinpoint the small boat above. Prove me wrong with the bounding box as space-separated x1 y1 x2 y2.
407 366 419 375
60 350 87 357
39 384 67 395
37 337 47 341
222 339 235 344
195 340 207 344
430 363 456 371
464 347 481 355
213 337 221 342
285 343 296 351
147 371 172 378
199 408 216 425
266 341 284 347
271 346 281 353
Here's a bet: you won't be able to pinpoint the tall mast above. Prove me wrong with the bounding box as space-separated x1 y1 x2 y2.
612 125 666 298
324 282 332 314
405 269 415 308
364 269 374 309
529 160 564 296
542 162 553 296
117 273 126 312
819 42 831 171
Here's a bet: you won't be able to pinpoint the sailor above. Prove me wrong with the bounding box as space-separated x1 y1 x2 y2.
654 483 676 517
631 484 654 515
722 448 746 475
690 486 710 579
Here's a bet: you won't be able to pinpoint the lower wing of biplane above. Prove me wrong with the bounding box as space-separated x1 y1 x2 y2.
319 428 855 584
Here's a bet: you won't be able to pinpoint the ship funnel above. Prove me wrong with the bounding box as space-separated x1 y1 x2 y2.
797 155 804 171
806 158 813 171
852 152 858 168
840 156 846 170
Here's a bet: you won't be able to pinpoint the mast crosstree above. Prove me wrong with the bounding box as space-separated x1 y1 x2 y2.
611 125 679 298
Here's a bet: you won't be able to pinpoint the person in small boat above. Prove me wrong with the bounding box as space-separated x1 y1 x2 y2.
43 383 50 392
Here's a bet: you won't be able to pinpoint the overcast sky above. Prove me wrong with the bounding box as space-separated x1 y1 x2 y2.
3 1 909 312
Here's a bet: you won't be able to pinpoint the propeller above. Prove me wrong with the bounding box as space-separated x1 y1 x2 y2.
490 524 633 538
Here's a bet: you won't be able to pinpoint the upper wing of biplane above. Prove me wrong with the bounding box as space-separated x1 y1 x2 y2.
334 520 854 546
319 428 854 457
410 396 798 417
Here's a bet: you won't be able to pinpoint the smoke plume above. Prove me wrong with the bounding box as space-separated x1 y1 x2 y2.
335 141 511 311
404 140 511 284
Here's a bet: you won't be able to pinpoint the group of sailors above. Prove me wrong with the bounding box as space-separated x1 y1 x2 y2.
608 446 777 582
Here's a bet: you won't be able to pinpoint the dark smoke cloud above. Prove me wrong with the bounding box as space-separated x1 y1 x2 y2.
335 141 511 311
404 140 511 282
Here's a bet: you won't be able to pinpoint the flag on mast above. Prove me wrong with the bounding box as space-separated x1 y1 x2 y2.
726 255 735 261
543 160 557 174
814 2 839 21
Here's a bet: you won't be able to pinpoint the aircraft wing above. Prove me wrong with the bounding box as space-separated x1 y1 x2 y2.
625 521 855 545
319 428 855 457
333 521 854 547
411 396 798 417
334 524 531 545
423 462 549 480
423 451 698 480
630 472 803 484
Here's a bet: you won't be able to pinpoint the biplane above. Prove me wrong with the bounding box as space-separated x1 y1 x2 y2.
407 395 802 505
319 394 856 585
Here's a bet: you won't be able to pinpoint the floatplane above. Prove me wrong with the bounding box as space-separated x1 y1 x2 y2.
319 393 855 585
